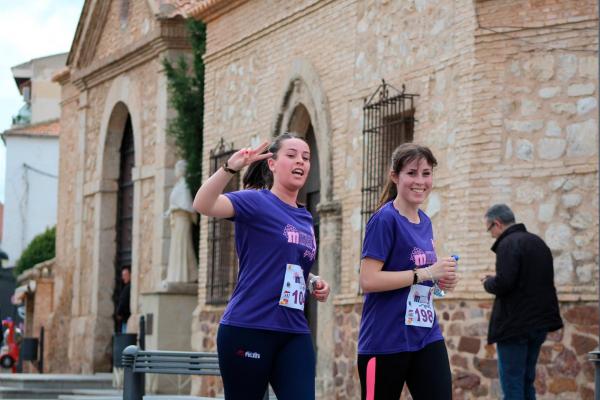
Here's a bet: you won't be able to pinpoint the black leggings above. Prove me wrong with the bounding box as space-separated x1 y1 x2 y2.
217 324 315 400
357 340 452 400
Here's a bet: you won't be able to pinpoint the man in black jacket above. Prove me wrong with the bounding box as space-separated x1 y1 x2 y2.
482 204 562 400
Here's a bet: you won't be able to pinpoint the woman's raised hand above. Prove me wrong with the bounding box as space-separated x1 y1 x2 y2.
227 141 273 172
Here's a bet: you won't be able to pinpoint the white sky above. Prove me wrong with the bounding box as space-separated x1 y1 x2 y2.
0 0 85 203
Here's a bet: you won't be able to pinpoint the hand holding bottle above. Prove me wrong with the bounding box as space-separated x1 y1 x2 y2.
427 255 458 281
437 255 459 295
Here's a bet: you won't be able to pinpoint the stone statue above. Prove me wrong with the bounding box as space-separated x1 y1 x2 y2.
165 160 198 283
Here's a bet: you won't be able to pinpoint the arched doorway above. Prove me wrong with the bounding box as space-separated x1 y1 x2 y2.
113 115 134 333
274 59 339 397
95 100 138 369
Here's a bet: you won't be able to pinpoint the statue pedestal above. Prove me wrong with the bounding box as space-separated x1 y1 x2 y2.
140 282 197 394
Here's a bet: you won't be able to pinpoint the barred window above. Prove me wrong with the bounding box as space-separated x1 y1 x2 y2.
361 81 417 236
206 139 239 305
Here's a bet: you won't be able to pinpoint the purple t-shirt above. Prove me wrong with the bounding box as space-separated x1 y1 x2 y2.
358 202 444 354
221 189 316 333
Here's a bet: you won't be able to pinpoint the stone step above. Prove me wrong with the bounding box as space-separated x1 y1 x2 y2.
57 388 122 399
0 386 67 399
0 387 119 400
0 374 113 390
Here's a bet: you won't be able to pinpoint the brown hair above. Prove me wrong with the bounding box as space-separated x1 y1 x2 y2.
377 143 438 209
242 133 308 189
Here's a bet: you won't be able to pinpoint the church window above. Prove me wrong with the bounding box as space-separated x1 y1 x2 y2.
206 139 239 305
361 81 417 237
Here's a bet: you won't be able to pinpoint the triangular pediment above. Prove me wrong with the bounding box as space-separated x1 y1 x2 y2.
67 0 174 70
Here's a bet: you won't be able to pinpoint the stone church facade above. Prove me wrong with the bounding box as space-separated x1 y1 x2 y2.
48 0 199 377
186 1 598 399
48 0 597 399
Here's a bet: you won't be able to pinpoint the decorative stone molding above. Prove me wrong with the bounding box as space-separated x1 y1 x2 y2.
316 200 342 216
97 76 143 175
71 20 189 90
274 57 334 201
187 0 249 22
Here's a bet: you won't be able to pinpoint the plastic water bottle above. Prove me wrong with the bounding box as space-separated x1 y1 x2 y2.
434 254 459 298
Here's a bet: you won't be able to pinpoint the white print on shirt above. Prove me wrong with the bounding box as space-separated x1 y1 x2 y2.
235 349 261 359
283 224 316 261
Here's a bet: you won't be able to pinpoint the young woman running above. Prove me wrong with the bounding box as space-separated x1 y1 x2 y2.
193 133 330 400
357 143 458 400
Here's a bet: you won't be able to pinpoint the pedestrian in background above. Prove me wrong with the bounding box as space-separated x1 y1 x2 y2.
116 266 131 333
482 204 563 400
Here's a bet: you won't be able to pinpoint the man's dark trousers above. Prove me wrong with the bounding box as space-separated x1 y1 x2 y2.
496 329 547 400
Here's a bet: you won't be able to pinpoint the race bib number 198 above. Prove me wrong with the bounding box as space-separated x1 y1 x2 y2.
279 264 306 311
405 284 435 328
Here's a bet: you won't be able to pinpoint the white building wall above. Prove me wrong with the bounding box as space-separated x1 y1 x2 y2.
2 135 58 266
30 54 66 124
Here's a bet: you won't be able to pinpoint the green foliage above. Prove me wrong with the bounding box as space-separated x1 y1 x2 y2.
162 19 206 194
14 226 56 277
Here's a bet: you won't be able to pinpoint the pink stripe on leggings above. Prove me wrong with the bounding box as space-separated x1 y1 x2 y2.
366 357 376 400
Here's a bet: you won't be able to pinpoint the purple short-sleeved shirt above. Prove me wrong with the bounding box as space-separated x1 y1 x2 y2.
221 189 316 333
358 202 444 354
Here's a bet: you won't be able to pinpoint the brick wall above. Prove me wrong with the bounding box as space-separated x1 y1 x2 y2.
193 0 598 398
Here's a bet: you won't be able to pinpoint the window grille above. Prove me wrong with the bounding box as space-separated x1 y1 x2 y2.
206 138 239 305
361 80 417 237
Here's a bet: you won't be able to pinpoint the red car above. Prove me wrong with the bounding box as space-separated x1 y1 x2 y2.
0 318 20 372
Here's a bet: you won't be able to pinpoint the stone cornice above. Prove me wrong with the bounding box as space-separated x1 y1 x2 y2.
187 0 249 22
52 67 70 85
71 18 190 91
77 0 112 68
66 0 93 66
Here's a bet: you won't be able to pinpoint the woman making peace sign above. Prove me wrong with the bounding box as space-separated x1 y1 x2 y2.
193 133 330 400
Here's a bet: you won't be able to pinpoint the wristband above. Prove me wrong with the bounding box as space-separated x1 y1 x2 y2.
412 268 418 285
222 160 239 174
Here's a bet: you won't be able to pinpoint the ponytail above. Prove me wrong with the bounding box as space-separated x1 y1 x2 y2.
242 133 307 189
377 180 398 210
242 156 272 189
375 143 438 210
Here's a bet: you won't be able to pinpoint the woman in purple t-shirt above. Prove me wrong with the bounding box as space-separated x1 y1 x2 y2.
193 133 330 400
357 143 459 400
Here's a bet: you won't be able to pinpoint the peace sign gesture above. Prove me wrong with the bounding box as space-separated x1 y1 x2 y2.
226 141 273 172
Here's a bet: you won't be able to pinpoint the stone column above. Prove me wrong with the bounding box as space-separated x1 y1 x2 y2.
315 200 342 399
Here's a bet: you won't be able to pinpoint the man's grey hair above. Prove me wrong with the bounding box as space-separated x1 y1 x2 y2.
484 204 516 225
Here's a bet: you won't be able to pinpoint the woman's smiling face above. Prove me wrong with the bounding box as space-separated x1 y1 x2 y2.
392 157 433 206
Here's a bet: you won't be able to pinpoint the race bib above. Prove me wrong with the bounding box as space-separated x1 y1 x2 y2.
405 284 435 328
279 264 306 311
